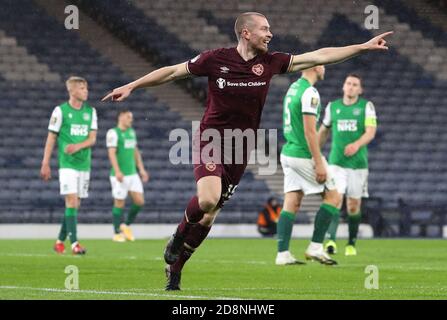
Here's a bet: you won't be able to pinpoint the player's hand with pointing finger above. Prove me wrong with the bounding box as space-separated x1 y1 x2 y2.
102 85 133 102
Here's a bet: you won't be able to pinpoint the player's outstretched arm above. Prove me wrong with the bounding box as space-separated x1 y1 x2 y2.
102 62 191 102
289 31 393 72
40 132 57 181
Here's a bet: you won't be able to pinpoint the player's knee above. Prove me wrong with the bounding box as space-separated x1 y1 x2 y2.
65 195 78 208
347 200 360 215
134 198 144 207
198 195 220 213
325 190 342 207
114 199 125 208
284 199 300 213
201 212 217 227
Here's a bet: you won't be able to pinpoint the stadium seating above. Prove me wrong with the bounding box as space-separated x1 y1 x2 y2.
0 0 446 227
0 0 272 223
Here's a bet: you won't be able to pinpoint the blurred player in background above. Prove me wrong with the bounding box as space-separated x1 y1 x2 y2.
106 109 149 242
40 76 97 255
276 65 339 266
102 12 392 290
319 74 377 256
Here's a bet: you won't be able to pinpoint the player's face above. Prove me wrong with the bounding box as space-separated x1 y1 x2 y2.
247 16 272 53
343 76 362 99
120 112 133 128
70 83 88 102
316 65 325 80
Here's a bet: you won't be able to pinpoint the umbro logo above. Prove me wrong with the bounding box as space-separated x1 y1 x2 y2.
220 66 230 73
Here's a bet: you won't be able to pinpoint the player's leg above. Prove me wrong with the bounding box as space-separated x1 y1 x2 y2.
276 191 306 265
344 168 368 255
120 175 145 241
62 193 86 254
345 197 361 256
68 170 90 254
166 206 220 289
111 199 126 242
109 175 127 242
54 169 81 254
324 165 346 254
276 154 307 265
119 191 144 241
165 175 222 290
164 175 222 265
305 161 342 265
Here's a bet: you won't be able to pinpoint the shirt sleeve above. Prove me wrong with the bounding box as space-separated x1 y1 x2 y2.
365 101 377 127
322 102 332 127
186 50 215 77
106 129 118 148
301 87 320 116
91 108 98 130
48 106 62 133
270 52 293 75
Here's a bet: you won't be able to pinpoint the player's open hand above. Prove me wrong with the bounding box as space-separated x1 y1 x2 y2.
363 31 393 51
40 163 51 181
344 143 360 157
102 85 133 102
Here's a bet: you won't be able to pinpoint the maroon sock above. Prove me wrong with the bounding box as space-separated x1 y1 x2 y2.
185 195 206 223
171 223 212 273
175 196 207 238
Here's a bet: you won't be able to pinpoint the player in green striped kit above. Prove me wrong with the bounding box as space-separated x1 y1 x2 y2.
319 74 377 256
41 76 97 255
106 109 149 242
276 66 341 266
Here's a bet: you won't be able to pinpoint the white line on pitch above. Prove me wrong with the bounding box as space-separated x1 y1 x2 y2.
0 286 244 300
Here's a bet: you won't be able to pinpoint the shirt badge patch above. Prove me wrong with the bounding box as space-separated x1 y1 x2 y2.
206 162 217 172
311 97 319 108
50 116 57 125
83 113 90 121
353 108 361 116
252 64 264 76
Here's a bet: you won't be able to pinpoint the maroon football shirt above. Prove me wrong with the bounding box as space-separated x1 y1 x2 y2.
187 47 292 133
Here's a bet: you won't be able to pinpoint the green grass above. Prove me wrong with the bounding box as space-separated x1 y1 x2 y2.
0 239 446 299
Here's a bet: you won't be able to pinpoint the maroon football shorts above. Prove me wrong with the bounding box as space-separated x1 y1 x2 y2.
192 135 248 208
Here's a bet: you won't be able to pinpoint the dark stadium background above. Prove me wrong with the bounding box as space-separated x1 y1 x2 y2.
0 0 446 239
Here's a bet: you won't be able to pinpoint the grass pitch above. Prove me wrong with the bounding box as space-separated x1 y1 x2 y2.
0 239 446 300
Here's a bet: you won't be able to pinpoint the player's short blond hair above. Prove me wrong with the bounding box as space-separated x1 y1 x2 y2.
234 12 267 41
66 76 87 91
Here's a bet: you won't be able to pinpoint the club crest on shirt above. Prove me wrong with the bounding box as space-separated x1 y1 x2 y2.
83 113 90 121
205 162 216 172
353 108 361 116
252 64 264 76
